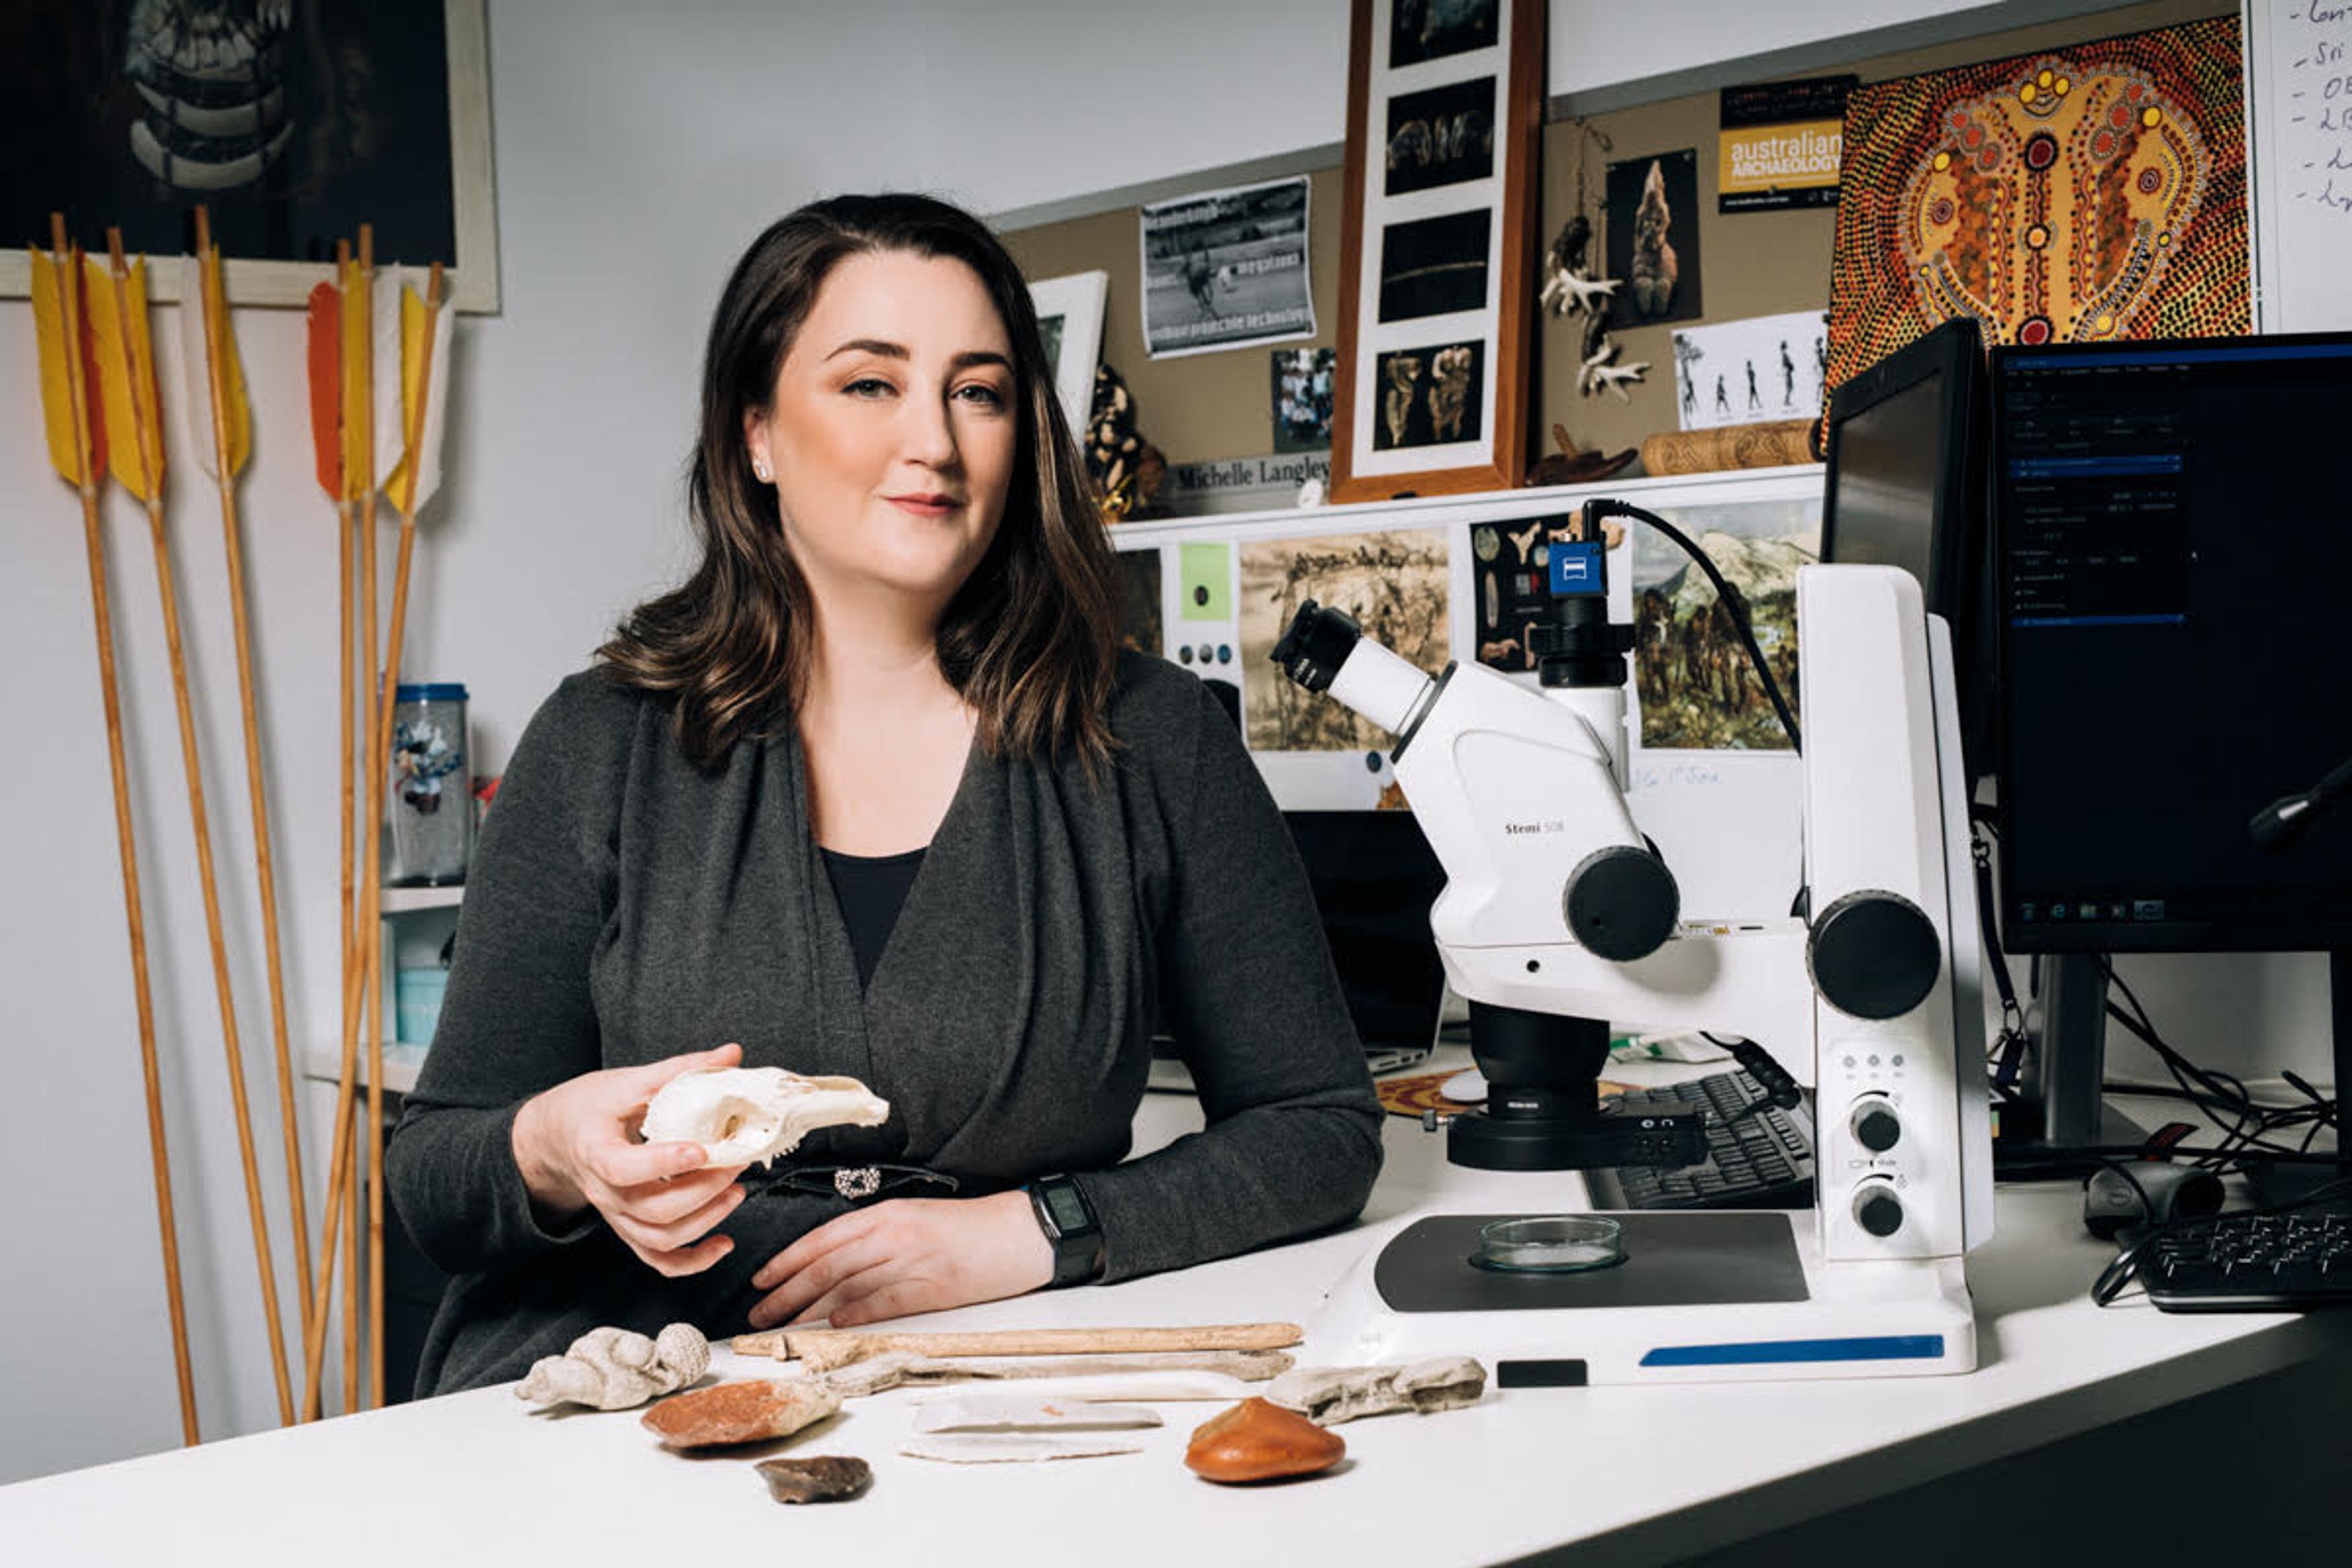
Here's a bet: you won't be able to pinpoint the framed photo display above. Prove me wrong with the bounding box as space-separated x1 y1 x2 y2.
0 0 498 311
1027 270 1110 437
1331 0 1544 502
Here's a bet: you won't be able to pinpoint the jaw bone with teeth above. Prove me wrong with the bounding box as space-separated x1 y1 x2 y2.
124 0 295 192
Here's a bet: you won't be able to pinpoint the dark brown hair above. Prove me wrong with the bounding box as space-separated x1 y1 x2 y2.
600 194 1122 775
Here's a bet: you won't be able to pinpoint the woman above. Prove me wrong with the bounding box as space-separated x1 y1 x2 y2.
386 194 1384 1396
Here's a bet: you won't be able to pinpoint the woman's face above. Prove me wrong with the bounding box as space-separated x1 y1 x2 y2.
748 250 1019 620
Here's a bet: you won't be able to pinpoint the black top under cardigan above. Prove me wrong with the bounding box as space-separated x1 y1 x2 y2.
385 652 1385 1395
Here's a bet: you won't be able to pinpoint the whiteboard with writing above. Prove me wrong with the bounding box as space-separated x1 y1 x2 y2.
2249 0 2352 333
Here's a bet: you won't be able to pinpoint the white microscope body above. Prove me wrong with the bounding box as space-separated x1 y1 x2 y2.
1286 548 1994 1384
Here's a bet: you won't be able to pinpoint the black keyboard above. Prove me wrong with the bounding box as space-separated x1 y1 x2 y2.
1583 1069 1816 1211
2138 1204 2352 1311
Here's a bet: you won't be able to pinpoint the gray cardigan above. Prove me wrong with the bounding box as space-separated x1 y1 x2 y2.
385 652 1385 1395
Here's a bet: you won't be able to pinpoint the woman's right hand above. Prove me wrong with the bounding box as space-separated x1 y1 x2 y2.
510 1042 752 1277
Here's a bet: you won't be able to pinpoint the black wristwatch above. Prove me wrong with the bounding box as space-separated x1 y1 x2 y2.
1025 1174 1104 1287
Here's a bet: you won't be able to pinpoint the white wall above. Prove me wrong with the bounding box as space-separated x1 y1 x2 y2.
0 0 2332 1485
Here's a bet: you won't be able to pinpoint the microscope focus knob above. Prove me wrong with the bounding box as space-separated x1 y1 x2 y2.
1564 845 1681 962
1849 1097 1902 1153
1808 889 1940 1020
1852 1179 1905 1238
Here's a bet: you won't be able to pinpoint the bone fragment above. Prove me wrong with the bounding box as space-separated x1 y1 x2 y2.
744 1322 1301 1373
516 1323 710 1411
921 1371 1257 1403
1264 1357 1488 1425
814 1349 1294 1398
900 1433 1145 1464
911 1396 1163 1434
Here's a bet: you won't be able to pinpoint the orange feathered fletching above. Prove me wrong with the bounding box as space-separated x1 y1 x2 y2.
28 247 106 488
306 281 344 500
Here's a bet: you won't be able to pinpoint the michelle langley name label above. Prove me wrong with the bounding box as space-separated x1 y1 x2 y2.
1154 452 1333 516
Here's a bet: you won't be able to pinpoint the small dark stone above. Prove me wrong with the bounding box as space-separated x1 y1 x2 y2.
756 1456 872 1504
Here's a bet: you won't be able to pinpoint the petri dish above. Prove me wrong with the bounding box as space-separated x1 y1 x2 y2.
1474 1215 1626 1273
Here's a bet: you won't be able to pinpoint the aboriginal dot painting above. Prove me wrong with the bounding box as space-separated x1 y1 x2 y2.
1826 17 2248 398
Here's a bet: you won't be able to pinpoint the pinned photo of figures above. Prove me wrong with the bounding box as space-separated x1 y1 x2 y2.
1385 77 1496 197
1272 347 1336 453
1378 207 1491 322
1372 340 1485 451
1239 530 1450 753
1140 176 1316 358
1468 515 1572 672
1390 0 1500 69
1672 311 1829 430
1605 149 1704 328
1632 500 1818 750
1114 548 1164 655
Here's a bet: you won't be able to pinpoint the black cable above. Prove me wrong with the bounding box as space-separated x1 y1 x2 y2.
1581 498 1801 753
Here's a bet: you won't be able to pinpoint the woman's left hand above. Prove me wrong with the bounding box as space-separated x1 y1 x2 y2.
745 1189 1054 1330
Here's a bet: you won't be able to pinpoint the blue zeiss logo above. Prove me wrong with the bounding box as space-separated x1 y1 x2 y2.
1550 541 1605 597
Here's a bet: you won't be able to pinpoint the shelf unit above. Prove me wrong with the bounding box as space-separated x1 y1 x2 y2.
305 883 461 1097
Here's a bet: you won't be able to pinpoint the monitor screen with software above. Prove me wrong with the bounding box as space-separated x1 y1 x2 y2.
1820 315 1997 775
1989 333 2352 1170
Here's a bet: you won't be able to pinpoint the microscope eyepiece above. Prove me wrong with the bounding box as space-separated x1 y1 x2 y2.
1272 600 1362 693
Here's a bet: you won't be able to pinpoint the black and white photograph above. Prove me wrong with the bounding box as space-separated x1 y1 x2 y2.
1605 148 1704 328
1272 347 1337 453
1672 309 1828 431
1 0 497 309
1371 339 1484 451
1384 76 1496 197
1377 206 1490 322
1139 175 1315 359
1389 0 1500 69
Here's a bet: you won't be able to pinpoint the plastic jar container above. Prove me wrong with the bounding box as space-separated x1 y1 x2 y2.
386 683 471 885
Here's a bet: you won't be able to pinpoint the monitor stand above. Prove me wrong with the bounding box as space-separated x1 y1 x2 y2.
1992 952 2144 1177
2244 949 2351 1207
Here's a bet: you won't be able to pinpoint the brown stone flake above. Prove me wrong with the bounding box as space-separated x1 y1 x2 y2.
756 1456 872 1504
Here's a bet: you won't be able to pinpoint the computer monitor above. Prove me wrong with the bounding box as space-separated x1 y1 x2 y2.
1150 807 1449 1088
1286 809 1449 1069
1991 332 2352 1181
1821 315 1998 776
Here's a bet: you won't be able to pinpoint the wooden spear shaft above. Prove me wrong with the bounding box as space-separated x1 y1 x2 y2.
190 206 317 1365
304 229 379 1420
50 214 199 1446
103 228 296 1427
366 258 445 1409
351 227 386 1412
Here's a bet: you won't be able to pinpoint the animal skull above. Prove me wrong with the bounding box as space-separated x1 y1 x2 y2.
639 1066 890 1169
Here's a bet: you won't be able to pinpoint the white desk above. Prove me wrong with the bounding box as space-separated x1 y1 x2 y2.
7 1082 2348 1567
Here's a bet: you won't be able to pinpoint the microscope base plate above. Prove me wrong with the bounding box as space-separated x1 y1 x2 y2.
1310 1209 1976 1384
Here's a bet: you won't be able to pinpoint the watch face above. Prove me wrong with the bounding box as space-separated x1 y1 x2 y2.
1044 1184 1091 1232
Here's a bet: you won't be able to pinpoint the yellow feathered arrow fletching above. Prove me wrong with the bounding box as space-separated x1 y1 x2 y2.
175 250 252 480
84 254 165 502
28 247 105 489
